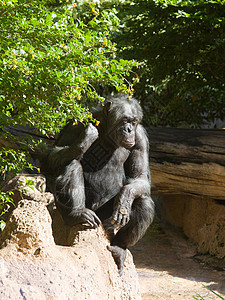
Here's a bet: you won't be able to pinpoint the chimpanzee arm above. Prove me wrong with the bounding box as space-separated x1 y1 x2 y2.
112 125 150 226
47 123 98 174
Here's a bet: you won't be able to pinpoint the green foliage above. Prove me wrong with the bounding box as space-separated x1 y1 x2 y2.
193 284 225 299
0 0 137 225
0 0 136 135
0 146 32 229
108 0 225 127
0 190 14 230
0 147 31 179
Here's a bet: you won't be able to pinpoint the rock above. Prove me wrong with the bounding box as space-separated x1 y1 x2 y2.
1 174 54 223
0 199 55 258
2 174 53 205
197 201 225 259
160 195 225 259
0 176 141 300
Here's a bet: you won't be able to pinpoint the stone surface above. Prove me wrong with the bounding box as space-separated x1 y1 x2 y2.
131 223 225 299
160 195 225 259
2 174 53 205
0 175 141 300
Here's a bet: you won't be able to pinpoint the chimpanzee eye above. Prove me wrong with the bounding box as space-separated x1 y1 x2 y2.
133 119 138 124
123 119 128 124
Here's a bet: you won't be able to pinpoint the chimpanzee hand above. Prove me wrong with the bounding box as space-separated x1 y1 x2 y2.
75 208 101 229
111 187 134 227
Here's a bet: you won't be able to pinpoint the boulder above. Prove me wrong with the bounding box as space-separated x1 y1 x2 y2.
160 195 225 259
0 175 141 300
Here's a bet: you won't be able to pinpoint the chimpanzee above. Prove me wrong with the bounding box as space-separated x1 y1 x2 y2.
42 94 155 275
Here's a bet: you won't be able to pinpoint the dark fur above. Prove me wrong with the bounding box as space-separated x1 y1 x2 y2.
42 94 155 274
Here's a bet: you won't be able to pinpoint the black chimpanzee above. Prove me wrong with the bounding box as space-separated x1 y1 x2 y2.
42 94 155 275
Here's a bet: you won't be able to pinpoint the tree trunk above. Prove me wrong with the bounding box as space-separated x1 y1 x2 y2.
147 128 225 200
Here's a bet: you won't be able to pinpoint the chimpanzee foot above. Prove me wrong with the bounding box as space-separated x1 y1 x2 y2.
107 245 127 276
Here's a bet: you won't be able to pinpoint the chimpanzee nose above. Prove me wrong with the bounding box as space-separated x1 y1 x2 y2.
124 124 132 133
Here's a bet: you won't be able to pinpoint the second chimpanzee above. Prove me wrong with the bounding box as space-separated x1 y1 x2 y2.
43 94 155 274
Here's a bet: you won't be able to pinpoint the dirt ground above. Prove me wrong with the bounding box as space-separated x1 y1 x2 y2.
130 222 225 300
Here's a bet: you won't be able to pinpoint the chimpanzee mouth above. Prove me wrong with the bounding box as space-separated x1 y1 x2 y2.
125 143 135 148
122 140 135 148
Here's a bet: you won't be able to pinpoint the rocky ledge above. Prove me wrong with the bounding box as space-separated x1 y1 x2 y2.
0 175 141 300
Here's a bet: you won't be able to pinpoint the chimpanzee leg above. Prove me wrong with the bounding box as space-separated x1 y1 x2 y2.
108 195 155 275
113 195 155 247
54 159 101 228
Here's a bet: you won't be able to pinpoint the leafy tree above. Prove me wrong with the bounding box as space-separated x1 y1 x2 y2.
0 0 136 134
106 0 225 127
0 0 137 227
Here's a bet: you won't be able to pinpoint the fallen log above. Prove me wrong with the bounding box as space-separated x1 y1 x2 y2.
148 128 225 200
1 126 225 200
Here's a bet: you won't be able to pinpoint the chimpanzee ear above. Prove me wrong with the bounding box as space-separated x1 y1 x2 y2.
103 101 112 115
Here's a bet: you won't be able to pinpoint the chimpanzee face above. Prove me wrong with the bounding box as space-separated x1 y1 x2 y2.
102 96 142 149
116 118 138 149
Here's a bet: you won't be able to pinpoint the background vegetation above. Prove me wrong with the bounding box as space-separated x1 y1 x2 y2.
103 0 225 127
